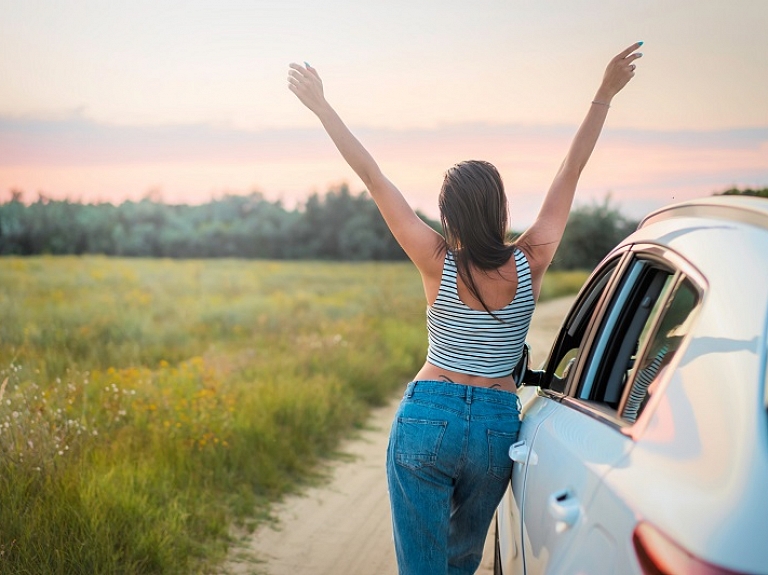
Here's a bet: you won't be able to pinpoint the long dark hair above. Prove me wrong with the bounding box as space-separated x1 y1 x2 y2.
439 160 517 316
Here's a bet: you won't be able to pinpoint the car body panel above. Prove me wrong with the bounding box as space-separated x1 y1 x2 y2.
497 386 556 574
496 196 768 574
519 398 633 574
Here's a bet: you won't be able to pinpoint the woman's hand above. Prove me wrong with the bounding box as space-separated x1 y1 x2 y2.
288 62 329 116
594 42 643 104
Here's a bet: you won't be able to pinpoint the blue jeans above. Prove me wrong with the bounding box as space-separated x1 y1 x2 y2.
386 380 522 575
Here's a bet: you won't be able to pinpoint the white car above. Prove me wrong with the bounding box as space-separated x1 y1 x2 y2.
495 195 768 575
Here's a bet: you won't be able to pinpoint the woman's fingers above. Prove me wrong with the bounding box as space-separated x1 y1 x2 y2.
288 65 310 91
288 62 320 81
614 45 642 70
616 41 643 61
597 43 643 98
288 62 321 87
609 42 643 80
304 63 321 80
287 61 326 113
625 52 643 68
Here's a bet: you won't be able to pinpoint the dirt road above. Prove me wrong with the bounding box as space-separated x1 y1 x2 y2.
222 296 575 575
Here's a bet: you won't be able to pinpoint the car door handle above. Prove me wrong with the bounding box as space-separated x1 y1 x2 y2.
548 489 581 531
508 440 538 465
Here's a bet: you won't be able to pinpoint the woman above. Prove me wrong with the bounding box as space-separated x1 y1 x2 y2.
288 42 642 574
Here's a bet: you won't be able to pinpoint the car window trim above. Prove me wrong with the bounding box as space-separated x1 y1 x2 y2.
626 243 708 293
543 248 634 394
602 270 673 407
615 270 685 417
558 243 708 437
577 259 647 400
562 250 634 397
560 396 626 432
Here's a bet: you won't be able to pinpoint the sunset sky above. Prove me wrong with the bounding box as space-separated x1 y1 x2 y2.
1 0 766 227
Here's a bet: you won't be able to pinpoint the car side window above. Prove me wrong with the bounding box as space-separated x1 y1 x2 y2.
545 258 621 393
575 257 699 421
619 280 698 423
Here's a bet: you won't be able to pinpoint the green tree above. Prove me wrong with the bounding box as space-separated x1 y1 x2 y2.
552 195 638 270
716 187 768 198
0 186 434 260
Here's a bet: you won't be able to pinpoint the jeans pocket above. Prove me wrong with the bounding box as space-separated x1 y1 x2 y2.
487 428 519 481
394 417 448 471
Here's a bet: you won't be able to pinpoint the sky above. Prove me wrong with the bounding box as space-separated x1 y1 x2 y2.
1 0 767 227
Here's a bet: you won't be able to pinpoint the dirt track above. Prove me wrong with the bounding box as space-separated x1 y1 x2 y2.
222 296 575 575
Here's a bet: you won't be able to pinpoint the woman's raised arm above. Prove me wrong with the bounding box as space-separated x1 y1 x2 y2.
518 42 643 282
288 63 444 273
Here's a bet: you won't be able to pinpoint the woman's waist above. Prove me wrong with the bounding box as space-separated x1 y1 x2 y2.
414 362 518 393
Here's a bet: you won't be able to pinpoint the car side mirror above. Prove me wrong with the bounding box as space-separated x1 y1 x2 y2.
512 343 531 385
513 343 547 388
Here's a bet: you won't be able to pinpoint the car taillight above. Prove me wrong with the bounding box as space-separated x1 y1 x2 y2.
633 521 752 575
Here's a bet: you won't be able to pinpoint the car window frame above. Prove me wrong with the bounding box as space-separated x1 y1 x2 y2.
538 247 633 399
616 275 700 422
538 242 707 435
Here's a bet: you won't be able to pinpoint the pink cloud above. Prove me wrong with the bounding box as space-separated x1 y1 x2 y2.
1 116 766 226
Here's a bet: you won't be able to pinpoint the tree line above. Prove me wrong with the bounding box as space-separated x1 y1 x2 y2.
0 186 763 269
0 185 417 261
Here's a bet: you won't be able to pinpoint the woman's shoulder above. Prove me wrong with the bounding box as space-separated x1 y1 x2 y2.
509 240 547 300
511 240 548 280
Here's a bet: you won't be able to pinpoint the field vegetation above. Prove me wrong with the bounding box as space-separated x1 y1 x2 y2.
0 185 650 271
0 256 586 573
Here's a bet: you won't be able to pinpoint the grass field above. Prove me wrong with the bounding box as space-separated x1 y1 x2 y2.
0 256 587 574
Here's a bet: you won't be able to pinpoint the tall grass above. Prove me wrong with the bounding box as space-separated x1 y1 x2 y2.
0 256 586 574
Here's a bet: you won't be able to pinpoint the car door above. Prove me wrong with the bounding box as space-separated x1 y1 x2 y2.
516 250 630 574
506 252 629 574
552 250 702 575
517 247 702 574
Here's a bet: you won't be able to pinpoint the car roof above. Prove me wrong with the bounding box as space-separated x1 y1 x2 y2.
639 194 768 231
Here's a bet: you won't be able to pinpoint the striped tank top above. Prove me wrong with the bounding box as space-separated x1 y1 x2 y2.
426 248 536 378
